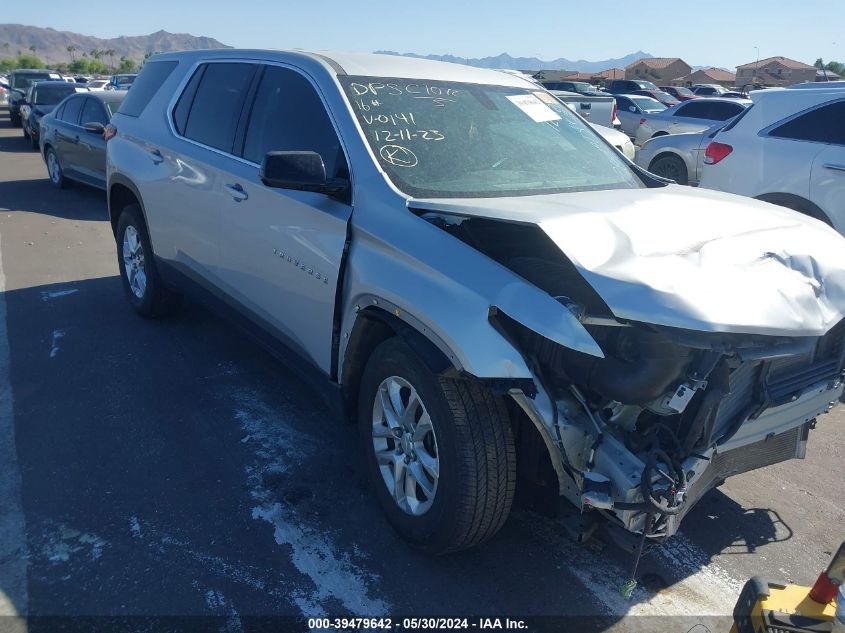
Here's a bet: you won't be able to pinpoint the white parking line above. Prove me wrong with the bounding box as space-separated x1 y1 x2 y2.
0 231 28 616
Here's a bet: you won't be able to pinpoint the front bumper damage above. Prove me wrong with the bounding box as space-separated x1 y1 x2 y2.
512 343 844 541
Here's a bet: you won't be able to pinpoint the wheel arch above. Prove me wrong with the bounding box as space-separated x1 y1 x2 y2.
754 193 833 227
107 175 148 237
340 307 456 423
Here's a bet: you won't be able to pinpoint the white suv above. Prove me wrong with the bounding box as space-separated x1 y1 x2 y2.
699 86 845 231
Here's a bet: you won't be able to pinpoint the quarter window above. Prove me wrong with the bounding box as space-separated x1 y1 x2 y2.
183 62 257 153
770 101 845 145
241 65 347 179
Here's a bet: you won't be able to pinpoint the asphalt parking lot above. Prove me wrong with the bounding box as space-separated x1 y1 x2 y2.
0 108 842 633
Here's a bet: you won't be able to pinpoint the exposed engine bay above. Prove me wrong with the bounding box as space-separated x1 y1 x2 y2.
424 212 845 541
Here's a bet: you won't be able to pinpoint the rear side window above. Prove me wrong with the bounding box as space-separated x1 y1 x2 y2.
240 66 346 179
118 60 178 117
60 96 85 124
80 98 108 126
675 101 712 119
183 62 257 152
708 101 744 120
770 100 845 145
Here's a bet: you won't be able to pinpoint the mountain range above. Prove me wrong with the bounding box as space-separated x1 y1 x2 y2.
0 24 669 73
0 24 229 64
374 50 656 72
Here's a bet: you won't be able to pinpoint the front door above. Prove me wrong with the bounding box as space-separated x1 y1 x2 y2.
217 64 353 374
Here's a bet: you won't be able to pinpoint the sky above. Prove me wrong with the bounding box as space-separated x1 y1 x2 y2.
4 0 844 69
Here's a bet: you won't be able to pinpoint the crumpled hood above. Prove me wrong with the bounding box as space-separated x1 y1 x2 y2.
411 186 845 337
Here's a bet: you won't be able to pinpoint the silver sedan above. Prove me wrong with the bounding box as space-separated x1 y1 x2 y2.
633 97 751 147
635 124 722 186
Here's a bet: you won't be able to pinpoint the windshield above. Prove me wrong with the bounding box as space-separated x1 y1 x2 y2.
570 82 594 93
33 84 77 105
12 73 57 90
674 87 695 97
341 76 642 198
631 96 667 112
114 75 136 86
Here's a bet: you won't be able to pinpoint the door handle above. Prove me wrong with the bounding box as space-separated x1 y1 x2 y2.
225 183 248 202
823 163 845 173
149 148 164 165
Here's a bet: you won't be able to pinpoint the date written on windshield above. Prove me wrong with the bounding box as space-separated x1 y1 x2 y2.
373 129 445 142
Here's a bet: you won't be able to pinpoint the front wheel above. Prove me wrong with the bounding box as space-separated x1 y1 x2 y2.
116 204 182 318
358 337 516 554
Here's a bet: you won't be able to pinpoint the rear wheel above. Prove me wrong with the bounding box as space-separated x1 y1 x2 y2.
22 124 29 140
116 204 183 318
649 155 689 185
45 148 68 189
358 337 516 554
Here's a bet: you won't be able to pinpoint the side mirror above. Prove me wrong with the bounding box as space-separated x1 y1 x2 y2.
84 121 105 134
260 151 349 196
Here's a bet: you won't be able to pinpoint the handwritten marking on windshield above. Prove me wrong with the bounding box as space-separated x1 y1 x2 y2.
379 145 418 167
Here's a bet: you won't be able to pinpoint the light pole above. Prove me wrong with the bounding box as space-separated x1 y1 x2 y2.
753 46 760 86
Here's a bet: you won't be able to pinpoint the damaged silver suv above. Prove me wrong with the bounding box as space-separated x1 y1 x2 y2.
107 50 845 554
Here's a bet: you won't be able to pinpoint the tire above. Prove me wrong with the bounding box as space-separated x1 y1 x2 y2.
22 124 29 140
10 113 21 127
45 147 68 189
358 337 516 554
116 204 183 318
649 155 689 185
30 132 38 150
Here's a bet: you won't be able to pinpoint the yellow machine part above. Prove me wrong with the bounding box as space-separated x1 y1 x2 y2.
731 582 837 633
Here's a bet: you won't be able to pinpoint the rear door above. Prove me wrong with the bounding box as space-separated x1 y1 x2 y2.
670 100 714 131
145 61 257 282
808 100 845 229
217 63 353 373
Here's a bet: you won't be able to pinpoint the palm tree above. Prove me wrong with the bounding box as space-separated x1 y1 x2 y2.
28 45 37 55
106 49 116 71
67 45 77 61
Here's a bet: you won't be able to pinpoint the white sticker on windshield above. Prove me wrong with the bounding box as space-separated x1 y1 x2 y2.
506 94 561 123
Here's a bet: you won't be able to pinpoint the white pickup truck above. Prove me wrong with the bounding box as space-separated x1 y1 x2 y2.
550 89 619 129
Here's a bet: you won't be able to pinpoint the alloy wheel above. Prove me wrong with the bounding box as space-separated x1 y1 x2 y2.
122 225 147 299
371 376 440 516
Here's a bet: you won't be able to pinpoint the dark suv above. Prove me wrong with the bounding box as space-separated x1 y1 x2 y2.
606 79 659 94
5 68 62 126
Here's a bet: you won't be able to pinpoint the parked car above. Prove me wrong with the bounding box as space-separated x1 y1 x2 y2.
21 81 88 149
660 86 698 101
700 85 845 233
5 68 63 126
606 79 661 94
634 97 751 146
40 90 126 189
692 84 729 97
86 79 110 91
613 94 667 138
721 91 749 99
542 80 607 96
635 124 723 185
591 122 636 160
107 50 845 554
106 74 137 91
631 89 679 106
549 90 619 129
